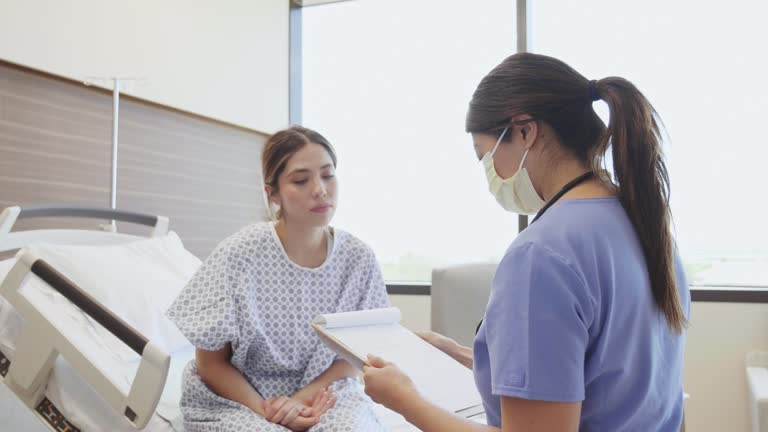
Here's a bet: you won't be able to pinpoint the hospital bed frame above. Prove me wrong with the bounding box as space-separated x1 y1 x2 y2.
0 205 172 431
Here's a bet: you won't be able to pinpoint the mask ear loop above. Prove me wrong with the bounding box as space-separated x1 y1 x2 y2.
488 126 509 159
514 116 539 171
518 148 531 171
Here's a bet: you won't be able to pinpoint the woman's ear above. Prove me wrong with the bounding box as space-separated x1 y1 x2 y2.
519 120 538 151
510 114 538 151
264 185 281 221
264 185 279 206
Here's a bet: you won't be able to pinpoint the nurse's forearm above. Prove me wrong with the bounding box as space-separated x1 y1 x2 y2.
399 393 499 432
418 331 474 369
293 359 358 403
451 344 474 369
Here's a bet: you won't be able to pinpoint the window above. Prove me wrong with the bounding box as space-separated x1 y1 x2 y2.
303 0 518 282
531 0 768 287
303 0 768 288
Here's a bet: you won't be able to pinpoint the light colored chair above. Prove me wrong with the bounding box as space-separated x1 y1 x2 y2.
430 262 497 348
747 351 768 431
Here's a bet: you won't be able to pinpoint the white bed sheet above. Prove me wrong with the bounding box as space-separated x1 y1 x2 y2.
0 256 180 432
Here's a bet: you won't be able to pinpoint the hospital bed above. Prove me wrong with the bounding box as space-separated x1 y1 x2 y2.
0 205 446 432
0 205 188 432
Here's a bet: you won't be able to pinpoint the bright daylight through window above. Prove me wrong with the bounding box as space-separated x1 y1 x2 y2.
304 0 768 288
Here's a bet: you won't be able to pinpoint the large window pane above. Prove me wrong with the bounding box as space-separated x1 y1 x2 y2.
532 0 768 287
303 0 517 282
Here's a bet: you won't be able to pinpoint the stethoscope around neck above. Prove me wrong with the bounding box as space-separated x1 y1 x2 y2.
474 170 594 335
530 171 594 223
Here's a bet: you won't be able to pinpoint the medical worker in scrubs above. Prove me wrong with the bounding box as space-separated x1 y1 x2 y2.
363 52 690 432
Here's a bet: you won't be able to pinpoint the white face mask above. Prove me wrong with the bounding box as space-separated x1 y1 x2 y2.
481 126 546 215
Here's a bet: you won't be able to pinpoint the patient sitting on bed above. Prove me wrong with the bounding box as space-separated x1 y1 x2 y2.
166 126 389 432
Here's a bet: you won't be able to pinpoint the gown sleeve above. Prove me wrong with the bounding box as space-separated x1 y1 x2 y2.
166 236 246 351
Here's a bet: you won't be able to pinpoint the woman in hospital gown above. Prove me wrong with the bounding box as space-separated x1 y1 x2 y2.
167 126 389 431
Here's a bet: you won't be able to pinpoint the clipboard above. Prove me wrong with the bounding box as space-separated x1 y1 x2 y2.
311 322 371 369
309 308 484 415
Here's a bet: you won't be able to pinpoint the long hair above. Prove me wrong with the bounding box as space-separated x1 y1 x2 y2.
467 53 685 333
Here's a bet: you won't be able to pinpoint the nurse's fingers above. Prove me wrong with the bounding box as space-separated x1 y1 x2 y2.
414 331 455 355
366 354 390 368
414 330 433 341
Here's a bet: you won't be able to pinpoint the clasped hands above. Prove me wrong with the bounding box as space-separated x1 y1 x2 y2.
258 386 336 431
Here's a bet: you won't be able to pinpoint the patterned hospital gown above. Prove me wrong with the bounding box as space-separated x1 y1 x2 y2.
166 222 390 431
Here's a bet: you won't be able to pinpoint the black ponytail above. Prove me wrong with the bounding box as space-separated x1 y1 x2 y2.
595 78 686 333
467 53 686 333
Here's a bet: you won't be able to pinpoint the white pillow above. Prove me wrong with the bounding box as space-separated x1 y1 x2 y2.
24 232 200 362
0 254 133 378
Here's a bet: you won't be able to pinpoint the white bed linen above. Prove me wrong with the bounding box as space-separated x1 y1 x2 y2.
24 232 200 362
0 256 180 432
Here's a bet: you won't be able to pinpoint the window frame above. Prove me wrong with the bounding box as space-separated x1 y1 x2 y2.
290 0 767 301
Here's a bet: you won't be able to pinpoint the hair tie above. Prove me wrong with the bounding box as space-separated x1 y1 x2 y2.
588 80 600 102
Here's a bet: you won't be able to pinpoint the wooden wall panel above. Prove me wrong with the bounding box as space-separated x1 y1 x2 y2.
116 99 268 257
0 61 112 232
0 61 269 258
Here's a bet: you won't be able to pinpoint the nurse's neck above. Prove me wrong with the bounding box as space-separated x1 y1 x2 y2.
535 157 615 202
274 219 328 268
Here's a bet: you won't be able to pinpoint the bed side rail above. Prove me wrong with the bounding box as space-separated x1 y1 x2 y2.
0 206 170 237
0 252 170 430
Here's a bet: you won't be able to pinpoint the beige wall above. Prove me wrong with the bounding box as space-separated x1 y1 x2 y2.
0 0 289 133
684 301 768 432
389 294 431 331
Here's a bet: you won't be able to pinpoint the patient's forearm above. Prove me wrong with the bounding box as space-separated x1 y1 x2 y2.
196 353 265 416
293 359 358 403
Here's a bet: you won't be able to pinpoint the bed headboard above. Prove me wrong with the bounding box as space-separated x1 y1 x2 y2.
0 205 169 253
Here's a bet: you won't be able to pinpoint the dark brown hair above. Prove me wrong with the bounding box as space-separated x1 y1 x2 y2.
262 125 337 191
467 52 685 333
262 126 337 219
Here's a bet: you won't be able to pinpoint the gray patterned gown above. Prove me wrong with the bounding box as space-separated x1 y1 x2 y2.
166 222 390 431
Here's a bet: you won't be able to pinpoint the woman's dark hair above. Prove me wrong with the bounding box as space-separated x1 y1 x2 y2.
262 126 337 218
262 126 337 190
467 52 685 333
